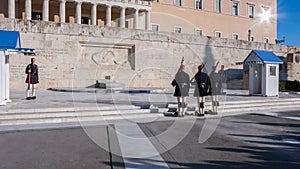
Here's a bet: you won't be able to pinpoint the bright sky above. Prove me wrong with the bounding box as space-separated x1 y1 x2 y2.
277 0 300 47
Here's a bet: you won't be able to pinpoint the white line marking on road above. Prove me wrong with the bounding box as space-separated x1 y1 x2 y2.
115 122 170 169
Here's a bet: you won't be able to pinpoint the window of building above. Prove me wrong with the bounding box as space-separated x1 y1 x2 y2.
174 26 182 33
264 37 269 43
151 24 160 31
232 1 239 16
125 21 129 28
262 6 270 12
232 33 239 40
296 55 300 63
195 29 203 36
195 0 203 9
81 17 89 24
174 0 182 6
215 31 222 38
261 6 271 21
248 4 255 18
214 0 222 13
250 36 255 42
32 12 42 20
269 66 276 76
153 0 159 2
287 53 294 62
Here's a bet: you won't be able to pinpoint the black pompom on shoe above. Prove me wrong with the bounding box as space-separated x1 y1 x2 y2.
174 111 178 117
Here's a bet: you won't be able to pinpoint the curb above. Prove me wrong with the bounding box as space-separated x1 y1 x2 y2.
48 87 174 94
0 105 140 114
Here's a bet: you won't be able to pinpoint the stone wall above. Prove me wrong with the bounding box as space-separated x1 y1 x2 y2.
281 47 300 81
0 18 291 90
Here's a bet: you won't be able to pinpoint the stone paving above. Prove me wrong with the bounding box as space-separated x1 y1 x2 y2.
1 88 300 113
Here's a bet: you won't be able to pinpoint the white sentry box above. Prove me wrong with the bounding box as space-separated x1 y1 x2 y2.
0 50 10 105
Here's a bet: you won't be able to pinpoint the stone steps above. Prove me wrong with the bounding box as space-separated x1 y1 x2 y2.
160 98 300 114
0 112 162 126
0 104 139 114
0 109 151 121
0 104 163 127
1 98 300 131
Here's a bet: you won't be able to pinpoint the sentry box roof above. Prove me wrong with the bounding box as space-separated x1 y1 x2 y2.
0 30 35 55
236 50 283 65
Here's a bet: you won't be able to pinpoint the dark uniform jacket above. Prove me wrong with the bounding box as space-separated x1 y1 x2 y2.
172 70 190 97
25 63 39 84
193 71 211 97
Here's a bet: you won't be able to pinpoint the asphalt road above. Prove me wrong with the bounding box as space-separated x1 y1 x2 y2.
0 126 121 169
139 113 300 169
0 112 299 169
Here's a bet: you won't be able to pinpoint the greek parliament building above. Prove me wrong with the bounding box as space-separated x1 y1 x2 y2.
0 0 276 43
0 0 298 90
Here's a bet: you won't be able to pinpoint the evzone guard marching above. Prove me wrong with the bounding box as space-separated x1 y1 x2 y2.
172 64 190 117
172 60 221 117
191 64 211 116
25 57 39 100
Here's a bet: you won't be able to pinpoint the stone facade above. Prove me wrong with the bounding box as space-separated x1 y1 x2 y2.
1 18 293 90
281 47 300 81
0 0 276 43
151 0 277 43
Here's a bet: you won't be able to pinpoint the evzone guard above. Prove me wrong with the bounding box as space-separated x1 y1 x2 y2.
25 57 39 100
172 64 190 117
209 64 221 114
191 64 211 116
172 57 190 117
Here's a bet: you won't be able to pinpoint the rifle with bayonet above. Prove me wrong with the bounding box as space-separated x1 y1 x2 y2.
171 56 185 86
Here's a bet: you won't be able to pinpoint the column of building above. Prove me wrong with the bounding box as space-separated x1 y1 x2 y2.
25 0 31 20
106 5 112 26
59 0 66 23
43 0 49 21
8 0 15 18
91 3 97 25
76 2 82 24
120 7 126 28
133 8 139 29
145 10 150 30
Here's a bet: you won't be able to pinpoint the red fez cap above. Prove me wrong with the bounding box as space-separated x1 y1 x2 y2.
31 57 36 62
198 64 204 71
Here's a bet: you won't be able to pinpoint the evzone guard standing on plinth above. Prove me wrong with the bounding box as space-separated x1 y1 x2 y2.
191 64 211 116
25 57 39 100
171 57 190 117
